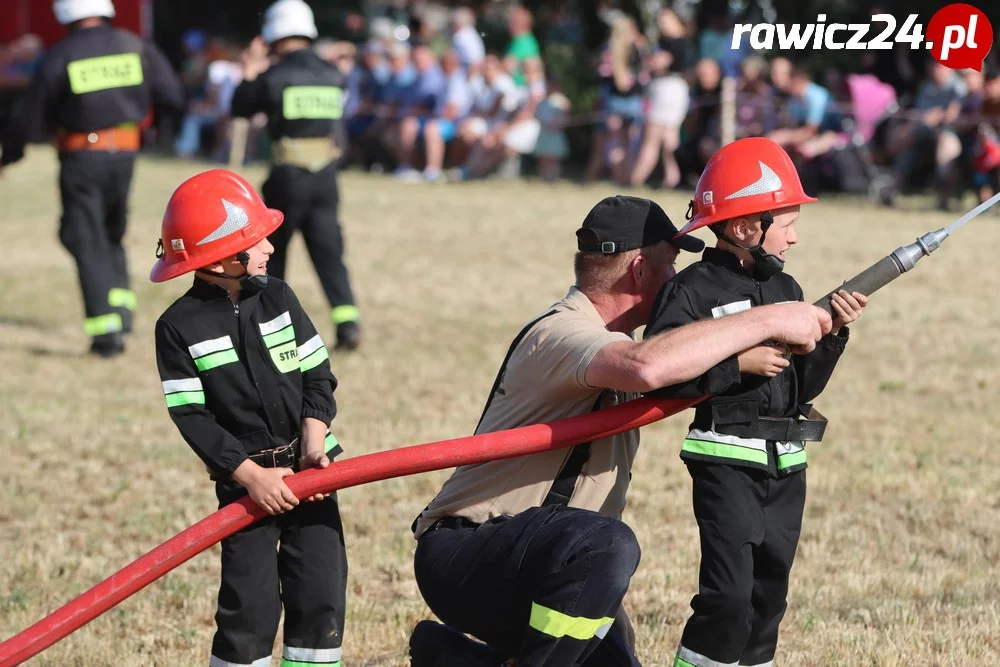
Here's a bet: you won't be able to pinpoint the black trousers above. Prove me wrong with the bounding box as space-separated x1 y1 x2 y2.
262 163 358 326
676 463 806 667
414 505 642 667
211 482 348 666
57 152 137 340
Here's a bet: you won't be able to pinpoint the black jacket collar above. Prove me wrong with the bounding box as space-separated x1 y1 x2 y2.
702 246 773 282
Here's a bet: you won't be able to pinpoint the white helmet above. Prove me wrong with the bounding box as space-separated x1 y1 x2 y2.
262 0 318 45
53 0 116 25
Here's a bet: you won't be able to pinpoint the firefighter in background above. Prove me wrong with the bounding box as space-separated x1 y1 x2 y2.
0 0 183 357
231 0 363 352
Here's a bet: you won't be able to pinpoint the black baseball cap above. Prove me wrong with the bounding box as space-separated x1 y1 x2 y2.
576 195 704 254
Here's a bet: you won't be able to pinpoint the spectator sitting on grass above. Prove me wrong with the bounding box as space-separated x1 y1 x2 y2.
344 41 390 165
393 43 447 181
365 41 416 172
421 50 474 182
447 52 521 181
768 65 842 160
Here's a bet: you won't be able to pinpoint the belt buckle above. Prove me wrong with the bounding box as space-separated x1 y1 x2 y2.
276 444 295 468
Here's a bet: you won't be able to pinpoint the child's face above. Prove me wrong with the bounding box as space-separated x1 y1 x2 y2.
212 237 274 278
241 237 274 276
758 206 800 261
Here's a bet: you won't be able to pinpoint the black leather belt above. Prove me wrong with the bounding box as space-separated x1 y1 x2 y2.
715 406 828 442
248 442 298 469
429 516 480 532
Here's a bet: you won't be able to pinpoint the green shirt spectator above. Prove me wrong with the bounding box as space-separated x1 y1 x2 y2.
504 6 541 88
506 33 540 87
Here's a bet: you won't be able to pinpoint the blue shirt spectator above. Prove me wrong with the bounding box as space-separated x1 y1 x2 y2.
403 45 446 116
381 62 418 110
914 73 962 111
346 57 390 118
438 66 474 119
787 77 841 133
788 81 830 126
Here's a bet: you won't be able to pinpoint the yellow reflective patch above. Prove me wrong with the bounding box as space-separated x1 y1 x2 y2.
270 340 299 373
68 53 144 94
282 86 343 120
528 602 613 641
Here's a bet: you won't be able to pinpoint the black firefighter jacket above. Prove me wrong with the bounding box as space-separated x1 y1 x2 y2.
155 277 340 479
644 247 849 476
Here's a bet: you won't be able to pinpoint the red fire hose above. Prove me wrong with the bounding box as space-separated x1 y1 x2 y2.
0 395 700 666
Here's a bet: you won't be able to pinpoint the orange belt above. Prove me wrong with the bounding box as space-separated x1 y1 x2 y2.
55 125 140 153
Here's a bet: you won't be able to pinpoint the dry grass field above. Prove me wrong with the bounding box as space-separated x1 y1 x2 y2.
1 148 999 666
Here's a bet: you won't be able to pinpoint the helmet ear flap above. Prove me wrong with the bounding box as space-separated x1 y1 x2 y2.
760 211 773 233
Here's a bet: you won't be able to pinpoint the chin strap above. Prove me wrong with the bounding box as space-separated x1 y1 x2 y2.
196 251 269 293
718 211 785 277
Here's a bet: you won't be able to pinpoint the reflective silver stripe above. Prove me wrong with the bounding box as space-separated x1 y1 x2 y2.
740 661 774 667
283 646 343 662
161 378 203 395
677 645 738 667
711 300 751 319
188 335 233 359
687 428 766 452
259 311 292 335
297 334 324 359
594 620 612 639
775 441 805 455
197 199 249 245
209 655 271 667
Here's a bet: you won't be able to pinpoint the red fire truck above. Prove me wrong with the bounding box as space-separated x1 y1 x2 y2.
1 0 151 46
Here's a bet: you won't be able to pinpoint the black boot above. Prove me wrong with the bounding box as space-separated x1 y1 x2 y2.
335 320 362 351
408 620 504 667
90 332 125 358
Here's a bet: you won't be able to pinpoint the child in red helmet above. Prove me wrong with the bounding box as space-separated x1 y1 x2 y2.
644 137 866 667
150 169 347 667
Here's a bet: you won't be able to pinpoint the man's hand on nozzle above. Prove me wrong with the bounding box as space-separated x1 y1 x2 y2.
763 302 833 355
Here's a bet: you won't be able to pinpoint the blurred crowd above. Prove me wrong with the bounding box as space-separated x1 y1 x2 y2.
4 3 1000 209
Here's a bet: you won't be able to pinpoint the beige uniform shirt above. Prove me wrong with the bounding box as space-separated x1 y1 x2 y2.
413 287 640 538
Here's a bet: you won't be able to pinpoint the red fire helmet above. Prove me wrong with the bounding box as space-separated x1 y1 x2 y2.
676 137 817 237
150 169 283 283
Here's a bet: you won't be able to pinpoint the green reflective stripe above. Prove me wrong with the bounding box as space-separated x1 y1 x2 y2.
269 340 299 373
682 439 769 465
194 349 239 371
299 344 329 372
165 391 205 408
108 288 137 310
67 53 144 94
263 325 296 349
280 661 340 667
324 433 339 453
84 313 123 336
282 86 344 120
674 659 697 667
528 602 613 641
330 305 359 325
777 450 807 469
